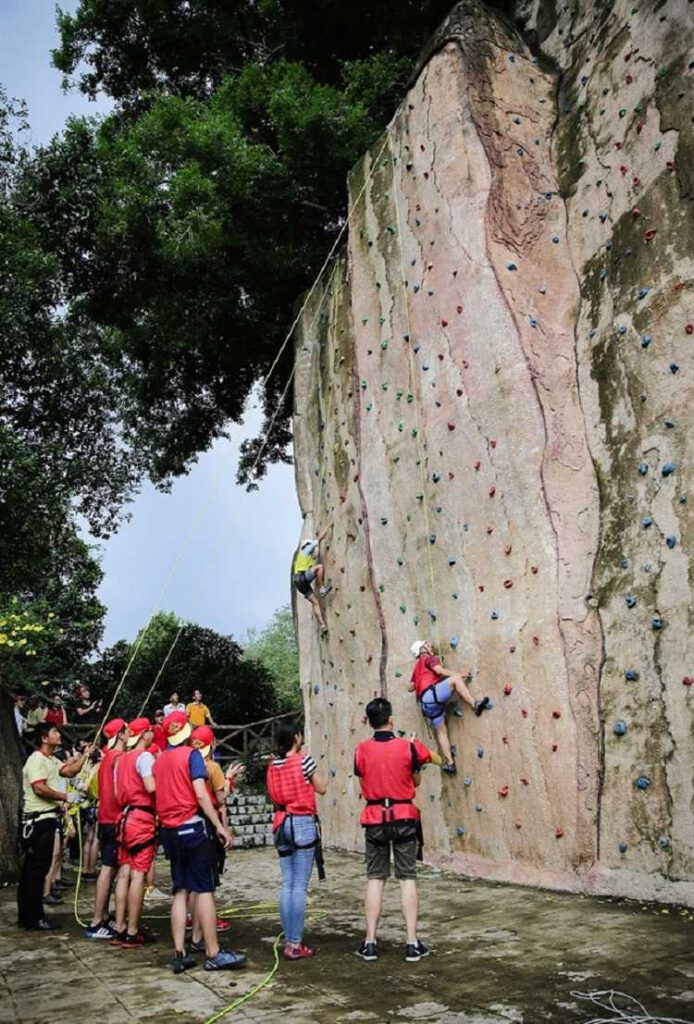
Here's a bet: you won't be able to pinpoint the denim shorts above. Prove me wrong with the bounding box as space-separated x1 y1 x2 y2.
161 820 215 894
419 680 454 728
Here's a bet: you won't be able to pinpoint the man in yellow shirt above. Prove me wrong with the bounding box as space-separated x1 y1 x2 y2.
18 722 92 930
292 524 332 633
186 690 216 728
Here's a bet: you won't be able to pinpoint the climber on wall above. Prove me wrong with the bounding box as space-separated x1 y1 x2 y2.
409 640 491 774
292 524 332 633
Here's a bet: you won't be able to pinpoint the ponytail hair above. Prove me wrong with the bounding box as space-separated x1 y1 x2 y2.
274 720 301 757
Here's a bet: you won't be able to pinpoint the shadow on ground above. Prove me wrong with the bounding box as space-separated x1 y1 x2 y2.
1 849 693 1023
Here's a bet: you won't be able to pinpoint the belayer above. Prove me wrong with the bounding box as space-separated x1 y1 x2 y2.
292 524 332 633
409 640 491 773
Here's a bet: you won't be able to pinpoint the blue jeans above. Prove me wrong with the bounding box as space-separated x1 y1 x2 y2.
275 815 317 943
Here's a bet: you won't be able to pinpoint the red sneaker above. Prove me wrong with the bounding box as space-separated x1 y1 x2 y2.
283 943 317 960
185 914 192 930
216 918 231 931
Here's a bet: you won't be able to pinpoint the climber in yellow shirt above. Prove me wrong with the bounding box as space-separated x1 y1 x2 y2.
292 524 332 633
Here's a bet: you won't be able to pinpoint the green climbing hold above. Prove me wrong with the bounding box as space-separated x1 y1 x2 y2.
396 390 404 399
395 672 402 679
380 340 388 350
381 383 388 391
406 393 414 403
655 141 661 151
392 454 400 463
380 516 388 525
366 402 372 412
379 317 385 325
379 583 385 593
397 557 404 566
415 493 423 501
413 614 420 625
398 421 404 432
619 108 627 118
362 317 369 324
360 380 367 390
411 428 418 437
399 604 407 613
634 104 642 113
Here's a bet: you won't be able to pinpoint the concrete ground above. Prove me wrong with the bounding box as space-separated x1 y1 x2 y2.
1 848 693 1024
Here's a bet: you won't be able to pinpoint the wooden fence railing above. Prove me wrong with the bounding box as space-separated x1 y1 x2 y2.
60 710 300 763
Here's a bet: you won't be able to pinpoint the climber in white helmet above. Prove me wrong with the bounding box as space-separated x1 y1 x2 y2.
292 524 332 633
408 640 491 773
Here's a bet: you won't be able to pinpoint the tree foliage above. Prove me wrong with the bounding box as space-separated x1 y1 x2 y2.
243 604 300 712
88 611 278 722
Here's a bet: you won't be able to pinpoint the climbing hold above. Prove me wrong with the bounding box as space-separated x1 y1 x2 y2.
641 517 653 528
450 636 459 649
456 826 466 837
552 710 561 720
489 485 496 498
463 774 472 786
686 324 693 335
617 324 628 335
432 472 441 483
682 676 694 687
638 463 649 476
498 786 509 798
477 746 484 758
503 579 513 589
448 557 456 566
613 720 627 737
635 776 651 791
491 610 499 620
619 841 628 854
520 777 529 786
625 669 639 681
624 596 637 608
380 517 388 525
503 683 513 695
652 616 664 630
521 709 528 718
640 335 652 348
632 207 641 219
313 685 320 695
447 422 456 431
661 462 676 477
666 535 677 549
552 235 560 244
429 533 437 544
637 288 649 300
427 609 436 621
531 566 538 574
555 827 564 839
504 544 512 555
658 835 671 850
670 362 680 374
644 229 657 242
507 262 517 271
551 741 558 752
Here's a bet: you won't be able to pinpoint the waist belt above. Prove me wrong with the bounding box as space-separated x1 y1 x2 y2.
365 800 423 861
366 798 414 807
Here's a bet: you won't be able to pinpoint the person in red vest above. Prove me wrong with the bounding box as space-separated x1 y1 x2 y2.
354 697 437 963
110 717 157 949
409 639 491 773
84 717 129 939
153 710 246 975
266 720 327 961
189 725 233 936
151 709 167 752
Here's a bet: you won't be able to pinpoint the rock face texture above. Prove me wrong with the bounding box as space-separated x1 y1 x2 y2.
293 0 694 904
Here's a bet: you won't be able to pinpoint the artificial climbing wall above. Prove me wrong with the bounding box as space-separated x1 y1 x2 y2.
293 0 694 905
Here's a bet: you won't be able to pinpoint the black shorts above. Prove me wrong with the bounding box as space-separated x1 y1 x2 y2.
161 821 216 894
293 571 314 599
364 821 419 880
97 823 118 868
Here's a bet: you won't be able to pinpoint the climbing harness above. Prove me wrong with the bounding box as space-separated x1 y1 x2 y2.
273 811 327 881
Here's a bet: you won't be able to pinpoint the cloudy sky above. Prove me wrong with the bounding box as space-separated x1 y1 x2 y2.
2 0 302 647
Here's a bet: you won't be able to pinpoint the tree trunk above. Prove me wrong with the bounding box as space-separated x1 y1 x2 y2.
0 687 22 881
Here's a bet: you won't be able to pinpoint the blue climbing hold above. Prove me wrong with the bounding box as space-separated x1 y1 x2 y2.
517 147 524 157
432 472 441 482
464 775 472 786
625 669 639 681
491 610 499 620
477 746 484 759
617 324 628 335
638 463 649 476
661 462 676 477
529 317 538 328
452 592 459 600
552 235 560 244
636 776 651 790
507 261 517 271
599 212 608 222
457 826 466 837
663 418 675 429
313 684 320 695
429 533 437 544
619 841 628 854
658 835 671 849
652 616 664 630
475 803 483 812
448 557 457 566
512 116 521 125
641 517 653 528
666 535 677 549
613 720 627 737
637 288 650 300
669 362 679 374
545 192 552 200
450 636 459 649
427 609 436 621
329 768 337 777
641 335 652 348
624 596 637 608
422 362 429 371
620 558 630 569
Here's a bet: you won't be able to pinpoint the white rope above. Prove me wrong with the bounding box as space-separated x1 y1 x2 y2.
572 990 694 1024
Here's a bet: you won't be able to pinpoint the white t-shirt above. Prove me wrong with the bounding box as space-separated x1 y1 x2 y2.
163 703 184 716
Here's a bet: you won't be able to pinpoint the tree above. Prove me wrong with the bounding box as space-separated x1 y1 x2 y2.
244 605 301 712
89 611 278 722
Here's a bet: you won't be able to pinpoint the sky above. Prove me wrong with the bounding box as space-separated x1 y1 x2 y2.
1 0 302 647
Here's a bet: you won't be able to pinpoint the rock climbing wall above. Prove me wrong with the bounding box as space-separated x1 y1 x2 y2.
293 0 694 905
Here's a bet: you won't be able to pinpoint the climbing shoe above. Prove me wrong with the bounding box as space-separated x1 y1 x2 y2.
474 696 491 717
204 949 247 971
320 625 329 635
284 943 317 960
319 584 332 597
171 951 196 975
356 941 378 961
405 940 430 962
441 761 457 775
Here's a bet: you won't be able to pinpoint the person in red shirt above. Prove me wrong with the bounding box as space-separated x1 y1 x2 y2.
44 694 67 727
354 697 439 964
153 710 246 975
151 709 167 752
111 717 157 949
409 640 491 773
85 717 129 939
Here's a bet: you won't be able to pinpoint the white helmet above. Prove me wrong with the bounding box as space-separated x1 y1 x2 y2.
410 639 427 659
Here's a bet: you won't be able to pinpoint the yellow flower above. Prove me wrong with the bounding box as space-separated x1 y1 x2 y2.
18 638 27 646
0 634 7 645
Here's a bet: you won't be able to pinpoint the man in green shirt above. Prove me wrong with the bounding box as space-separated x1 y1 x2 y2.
292 524 332 632
17 722 91 930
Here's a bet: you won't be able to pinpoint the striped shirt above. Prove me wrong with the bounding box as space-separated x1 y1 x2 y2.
271 753 317 782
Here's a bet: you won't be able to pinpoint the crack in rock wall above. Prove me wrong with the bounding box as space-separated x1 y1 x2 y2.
292 0 694 904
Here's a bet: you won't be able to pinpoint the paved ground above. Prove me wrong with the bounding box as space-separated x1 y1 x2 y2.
1 848 693 1024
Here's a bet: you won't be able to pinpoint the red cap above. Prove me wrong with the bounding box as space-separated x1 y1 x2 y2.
163 710 191 746
126 717 152 747
191 725 214 757
103 718 127 749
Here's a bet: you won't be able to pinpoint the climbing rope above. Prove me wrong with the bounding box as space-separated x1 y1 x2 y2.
571 990 694 1024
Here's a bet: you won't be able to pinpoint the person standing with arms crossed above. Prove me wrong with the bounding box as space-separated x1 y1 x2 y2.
354 698 436 962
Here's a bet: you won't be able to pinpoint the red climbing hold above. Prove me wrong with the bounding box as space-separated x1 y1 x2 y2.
686 324 693 335
456 388 464 397
474 460 481 470
615 141 623 150
520 777 529 786
503 683 513 695
644 229 657 242
632 207 641 218
514 818 522 829
456 305 463 314
503 579 513 589
521 708 528 718
353 474 359 482
504 544 512 556
502 735 509 745
531 566 539 574
626 74 633 84
636 121 644 134
448 472 455 480
498 785 509 798
478 584 485 592
408 103 415 110
683 676 694 687
489 485 496 498
510 645 516 654
624 51 632 61
366 655 373 665
447 422 456 431
555 826 564 839
462 359 469 369
438 353 444 361
551 741 558 752
490 439 497 449
420 144 426 152
632 176 641 187
620 165 628 176
441 319 448 328
532 636 540 647
486 525 494 535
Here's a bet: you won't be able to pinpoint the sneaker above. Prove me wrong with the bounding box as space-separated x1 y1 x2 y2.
284 943 317 960
23 918 61 931
54 879 73 889
441 761 457 775
474 696 491 717
109 930 127 947
216 917 231 931
120 931 156 949
405 940 430 962
204 949 247 971
84 922 116 940
319 585 332 597
190 939 205 954
172 952 196 975
355 941 378 961
44 893 63 905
